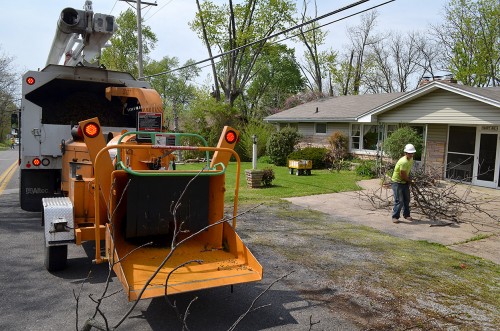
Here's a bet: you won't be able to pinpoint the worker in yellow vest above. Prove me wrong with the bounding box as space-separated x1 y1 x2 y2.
391 144 416 223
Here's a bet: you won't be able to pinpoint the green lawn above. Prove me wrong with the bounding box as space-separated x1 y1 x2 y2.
176 161 364 203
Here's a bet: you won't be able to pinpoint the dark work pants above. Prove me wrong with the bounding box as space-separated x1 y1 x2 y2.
391 182 410 219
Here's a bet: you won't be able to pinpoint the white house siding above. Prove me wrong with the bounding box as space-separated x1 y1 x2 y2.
378 90 500 124
297 122 349 146
425 124 448 175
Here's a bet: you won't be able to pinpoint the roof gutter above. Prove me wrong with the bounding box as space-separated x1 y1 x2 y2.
264 117 358 123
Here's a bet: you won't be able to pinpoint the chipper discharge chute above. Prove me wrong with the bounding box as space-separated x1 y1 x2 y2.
41 85 262 301
80 118 262 301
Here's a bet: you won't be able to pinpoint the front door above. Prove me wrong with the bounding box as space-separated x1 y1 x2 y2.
473 132 499 188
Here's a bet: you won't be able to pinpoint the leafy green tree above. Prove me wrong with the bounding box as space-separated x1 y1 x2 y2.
383 126 423 161
145 57 200 131
266 126 301 166
181 91 239 146
245 44 305 116
435 0 500 86
190 0 296 109
101 9 158 77
237 119 274 161
0 49 17 142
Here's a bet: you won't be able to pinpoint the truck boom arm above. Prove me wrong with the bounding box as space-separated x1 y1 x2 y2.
46 1 117 67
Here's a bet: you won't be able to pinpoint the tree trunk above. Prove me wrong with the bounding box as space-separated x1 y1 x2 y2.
195 0 220 101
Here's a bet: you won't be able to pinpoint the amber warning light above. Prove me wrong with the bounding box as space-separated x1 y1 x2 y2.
83 122 100 138
225 130 237 144
26 77 35 85
32 158 41 166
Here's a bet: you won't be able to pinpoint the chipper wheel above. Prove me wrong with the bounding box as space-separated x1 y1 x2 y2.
44 245 68 272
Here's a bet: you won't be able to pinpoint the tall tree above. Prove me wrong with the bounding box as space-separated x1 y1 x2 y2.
434 0 500 86
145 57 200 131
296 0 336 95
332 11 381 95
365 31 433 93
101 8 158 78
347 11 381 95
190 0 296 110
245 44 305 117
0 49 18 141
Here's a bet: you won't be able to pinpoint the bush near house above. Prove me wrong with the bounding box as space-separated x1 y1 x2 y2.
326 131 349 172
287 147 328 169
266 127 301 166
355 160 378 178
383 126 423 161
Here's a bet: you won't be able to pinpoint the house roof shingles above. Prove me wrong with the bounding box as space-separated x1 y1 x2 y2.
265 82 500 123
265 92 406 122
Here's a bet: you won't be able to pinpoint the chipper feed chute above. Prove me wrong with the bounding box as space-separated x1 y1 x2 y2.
80 118 262 301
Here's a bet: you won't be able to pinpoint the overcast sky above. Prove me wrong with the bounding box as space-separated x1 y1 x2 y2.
1 0 447 83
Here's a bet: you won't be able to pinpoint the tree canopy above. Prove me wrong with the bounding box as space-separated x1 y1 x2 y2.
190 0 296 109
101 8 158 78
0 48 18 141
145 57 200 131
434 0 500 87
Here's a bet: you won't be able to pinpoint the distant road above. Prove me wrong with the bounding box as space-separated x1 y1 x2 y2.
0 147 19 195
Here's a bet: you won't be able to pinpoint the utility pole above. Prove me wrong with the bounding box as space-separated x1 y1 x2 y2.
119 0 157 79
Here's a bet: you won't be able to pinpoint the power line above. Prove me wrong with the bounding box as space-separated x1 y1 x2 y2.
109 0 119 14
120 0 158 79
142 0 370 79
143 0 395 80
144 0 175 21
194 0 395 73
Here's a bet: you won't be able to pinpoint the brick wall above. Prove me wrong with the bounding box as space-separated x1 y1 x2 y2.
425 140 446 177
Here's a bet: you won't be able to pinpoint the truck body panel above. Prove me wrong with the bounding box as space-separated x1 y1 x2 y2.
20 65 150 211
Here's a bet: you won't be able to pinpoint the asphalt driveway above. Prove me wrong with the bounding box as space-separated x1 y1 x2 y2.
285 179 500 264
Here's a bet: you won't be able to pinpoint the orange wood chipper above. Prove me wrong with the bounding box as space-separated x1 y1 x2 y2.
42 87 262 301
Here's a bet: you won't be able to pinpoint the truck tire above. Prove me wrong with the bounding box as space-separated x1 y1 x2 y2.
44 245 68 272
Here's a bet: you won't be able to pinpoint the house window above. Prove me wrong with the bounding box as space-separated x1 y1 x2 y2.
446 126 475 182
315 123 327 134
363 125 378 150
386 124 398 138
351 124 360 149
350 124 379 151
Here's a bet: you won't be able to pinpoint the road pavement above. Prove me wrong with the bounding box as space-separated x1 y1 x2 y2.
0 148 357 331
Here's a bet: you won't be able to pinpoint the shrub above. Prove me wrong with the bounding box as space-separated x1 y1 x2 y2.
383 126 423 161
266 127 301 166
258 155 273 164
261 167 275 187
287 147 328 169
237 119 274 162
326 131 349 172
355 160 378 178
